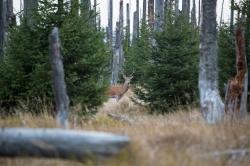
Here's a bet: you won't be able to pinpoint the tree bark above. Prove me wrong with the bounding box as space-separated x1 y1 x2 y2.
191 0 197 27
143 0 147 22
0 128 130 161
199 0 224 123
132 11 138 43
148 0 155 30
49 27 69 129
0 0 5 59
155 0 164 31
23 0 38 25
230 0 235 32
175 0 179 16
136 0 139 37
224 26 248 119
111 22 120 85
126 3 130 46
108 0 113 48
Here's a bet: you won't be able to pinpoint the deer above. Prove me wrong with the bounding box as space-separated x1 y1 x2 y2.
106 74 133 101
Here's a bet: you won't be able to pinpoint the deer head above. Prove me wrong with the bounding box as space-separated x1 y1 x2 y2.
106 72 134 101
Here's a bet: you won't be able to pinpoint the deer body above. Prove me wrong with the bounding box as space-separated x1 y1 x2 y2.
106 75 133 101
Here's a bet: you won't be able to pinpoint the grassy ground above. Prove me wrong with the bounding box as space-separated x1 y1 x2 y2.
1 92 250 166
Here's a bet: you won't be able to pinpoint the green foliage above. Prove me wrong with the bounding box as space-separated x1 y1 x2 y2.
0 0 109 114
125 7 199 113
218 24 236 96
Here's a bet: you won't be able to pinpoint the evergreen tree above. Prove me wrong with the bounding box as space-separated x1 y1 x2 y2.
0 0 109 114
125 6 198 113
218 24 236 96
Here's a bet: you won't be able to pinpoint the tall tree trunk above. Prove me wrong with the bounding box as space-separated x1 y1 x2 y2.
108 0 113 49
148 0 155 30
23 0 38 26
136 0 139 37
0 0 5 59
230 0 235 32
175 0 179 16
126 3 130 46
155 0 164 31
182 0 190 19
219 0 225 27
49 27 69 128
143 0 147 22
225 25 248 119
133 0 139 42
118 0 124 69
191 0 196 27
199 0 224 123
111 22 120 84
132 11 138 43
198 0 201 28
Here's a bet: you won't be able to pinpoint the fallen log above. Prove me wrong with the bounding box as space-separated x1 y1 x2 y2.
0 128 130 161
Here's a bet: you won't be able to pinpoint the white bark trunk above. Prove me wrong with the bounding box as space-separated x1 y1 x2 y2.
155 0 164 31
0 128 130 161
199 0 224 123
49 27 69 128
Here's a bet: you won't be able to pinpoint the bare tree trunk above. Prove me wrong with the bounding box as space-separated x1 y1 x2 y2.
199 0 224 123
143 0 147 22
230 0 235 32
155 0 164 31
126 3 130 46
49 27 69 129
132 11 138 43
111 22 120 84
175 0 179 16
118 0 124 73
108 0 113 48
182 0 190 19
0 0 5 59
219 0 225 27
198 0 200 28
191 0 197 27
23 0 38 25
133 0 139 42
0 128 130 161
224 25 248 119
148 0 155 30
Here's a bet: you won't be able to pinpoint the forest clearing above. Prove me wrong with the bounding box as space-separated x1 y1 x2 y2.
1 92 250 166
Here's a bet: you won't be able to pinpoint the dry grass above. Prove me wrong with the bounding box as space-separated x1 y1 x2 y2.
1 92 250 166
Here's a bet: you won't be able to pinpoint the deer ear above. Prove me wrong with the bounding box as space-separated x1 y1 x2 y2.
123 74 127 80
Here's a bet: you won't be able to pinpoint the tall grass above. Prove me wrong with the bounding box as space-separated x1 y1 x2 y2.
0 91 250 166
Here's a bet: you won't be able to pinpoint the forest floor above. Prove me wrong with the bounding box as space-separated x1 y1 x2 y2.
1 91 250 166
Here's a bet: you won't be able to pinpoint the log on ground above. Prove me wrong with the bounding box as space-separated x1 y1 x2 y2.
0 128 130 161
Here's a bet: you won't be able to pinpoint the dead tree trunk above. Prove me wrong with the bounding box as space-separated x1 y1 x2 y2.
199 0 224 123
0 128 130 161
111 22 120 85
198 0 201 28
126 3 130 46
182 0 190 19
49 27 69 129
148 0 155 30
175 0 179 16
219 0 225 27
108 0 113 48
0 0 5 59
118 0 124 76
224 25 248 119
23 0 38 25
143 0 147 22
155 0 164 31
230 0 235 32
191 0 197 27
132 0 139 43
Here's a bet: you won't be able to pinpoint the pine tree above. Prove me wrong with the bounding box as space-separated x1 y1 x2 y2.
0 0 109 114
